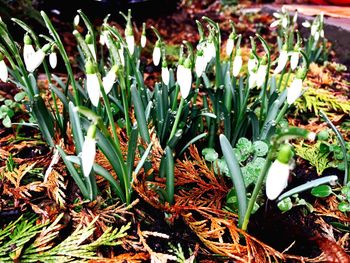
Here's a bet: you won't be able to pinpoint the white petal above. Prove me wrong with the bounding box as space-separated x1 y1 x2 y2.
320 29 324 38
49 52 57 69
270 20 280 28
0 60 8 82
311 24 317 36
226 38 234 56
204 42 215 64
248 58 257 73
273 12 281 18
86 73 100 107
302 21 311 28
179 67 192 99
126 35 135 55
274 50 288 75
88 44 96 61
102 70 116 94
249 72 257 89
195 55 206 77
73 15 80 26
266 160 290 200
290 52 299 70
287 78 303 105
99 31 107 46
176 64 184 87
81 137 96 178
152 46 161 66
314 31 320 41
162 67 170 86
256 65 267 88
282 17 288 28
232 55 242 77
26 49 45 72
141 35 147 48
23 44 35 69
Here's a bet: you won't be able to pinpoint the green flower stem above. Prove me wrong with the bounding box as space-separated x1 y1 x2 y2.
119 73 131 137
171 85 180 111
242 150 274 231
192 77 200 105
277 68 286 90
41 11 80 106
169 97 185 142
275 102 289 124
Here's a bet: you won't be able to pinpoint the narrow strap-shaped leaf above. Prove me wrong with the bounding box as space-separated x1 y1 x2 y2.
134 142 153 176
220 134 247 227
56 146 89 199
127 124 139 181
68 102 84 154
179 132 207 156
165 146 174 205
131 84 150 143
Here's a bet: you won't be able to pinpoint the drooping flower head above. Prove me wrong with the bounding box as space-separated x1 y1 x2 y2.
195 49 206 78
290 44 300 71
81 124 97 178
85 60 100 107
26 43 50 72
125 9 135 55
256 56 268 88
49 45 57 69
179 57 192 99
274 44 289 75
203 36 216 64
247 52 257 74
266 144 293 200
141 22 147 48
153 40 161 66
73 14 80 27
23 34 35 69
287 67 307 105
0 53 8 82
161 60 170 86
85 33 96 61
103 65 119 95
226 32 235 57
232 48 242 77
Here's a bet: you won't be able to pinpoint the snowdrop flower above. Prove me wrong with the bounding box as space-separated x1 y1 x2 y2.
290 46 300 71
102 65 118 94
270 11 288 29
141 22 147 48
179 58 192 99
23 34 35 70
176 57 185 87
125 31 135 56
249 70 257 89
161 60 170 86
302 20 311 28
266 144 293 200
153 40 161 66
0 53 8 82
274 45 289 75
226 32 235 57
293 11 298 24
73 15 80 27
99 30 109 46
81 124 97 178
247 53 257 73
256 57 268 88
287 67 307 105
26 44 50 72
85 33 96 61
85 61 100 107
49 52 57 69
203 39 216 64
195 50 206 77
232 49 242 77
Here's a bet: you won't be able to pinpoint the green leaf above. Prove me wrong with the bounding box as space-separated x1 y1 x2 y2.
236 137 252 158
278 197 293 212
311 185 332 198
253 141 268 157
338 201 350 213
165 146 174 205
202 148 218 162
220 134 247 228
2 115 11 128
14 91 26 102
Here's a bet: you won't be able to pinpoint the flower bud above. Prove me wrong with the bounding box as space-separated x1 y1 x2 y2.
81 124 97 178
152 41 161 66
0 53 8 82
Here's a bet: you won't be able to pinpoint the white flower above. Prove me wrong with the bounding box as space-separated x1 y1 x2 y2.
195 53 206 77
179 58 192 99
81 136 96 178
273 12 281 18
152 43 161 66
302 21 311 28
266 160 290 200
203 41 215 64
249 72 257 89
320 29 324 38
162 66 170 86
49 52 57 69
248 57 257 73
232 53 242 77
176 63 185 87
23 44 35 69
226 37 234 57
88 43 96 61
270 20 280 28
86 73 100 107
141 35 147 48
73 15 80 27
290 51 299 71
287 77 303 105
126 35 135 55
0 59 8 82
102 66 117 94
99 31 108 46
274 50 288 75
256 64 267 88
282 17 288 28
26 49 46 72
311 24 317 36
293 11 298 24
314 31 320 41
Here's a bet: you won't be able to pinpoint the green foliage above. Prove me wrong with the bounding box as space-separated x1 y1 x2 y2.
311 184 332 198
277 194 314 213
0 214 130 262
0 95 24 127
294 86 350 115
